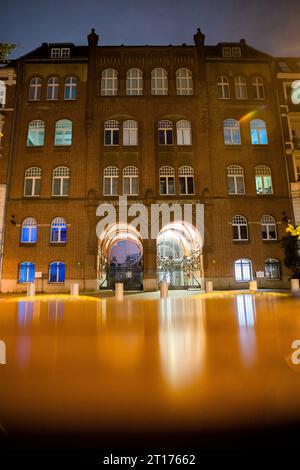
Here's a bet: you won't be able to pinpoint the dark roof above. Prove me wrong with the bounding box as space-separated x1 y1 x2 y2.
276 57 300 73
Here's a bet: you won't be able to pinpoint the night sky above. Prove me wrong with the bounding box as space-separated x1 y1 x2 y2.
1 0 300 59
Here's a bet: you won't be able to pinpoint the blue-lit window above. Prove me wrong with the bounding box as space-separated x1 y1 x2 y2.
49 262 66 283
235 259 252 282
250 119 268 144
21 217 37 243
50 217 67 243
54 119 72 145
64 77 77 100
223 119 241 145
18 262 35 283
27 120 45 146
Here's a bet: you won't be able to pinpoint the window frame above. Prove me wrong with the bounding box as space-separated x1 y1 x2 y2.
234 259 253 282
24 167 42 197
159 166 175 195
52 166 70 197
176 68 193 95
151 68 168 96
232 215 248 241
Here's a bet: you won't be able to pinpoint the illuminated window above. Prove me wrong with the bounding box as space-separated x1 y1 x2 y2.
52 166 70 196
250 119 268 144
64 77 77 100
176 120 192 145
217 76 230 99
160 166 175 195
235 76 247 99
235 259 252 282
261 215 277 240
232 215 248 241
123 166 139 195
104 120 119 145
255 165 272 194
179 166 194 194
47 77 59 100
176 68 193 95
123 120 138 145
50 217 67 243
28 78 42 101
252 76 265 99
101 69 118 96
49 262 66 283
151 68 168 95
18 262 35 283
223 119 241 145
104 166 119 195
227 165 245 194
24 167 41 197
21 218 37 243
54 119 72 145
0 80 6 107
158 120 173 145
27 120 45 146
126 68 143 95
264 258 280 280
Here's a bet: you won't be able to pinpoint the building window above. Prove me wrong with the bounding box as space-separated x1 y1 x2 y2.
64 76 77 100
101 69 118 96
227 165 245 194
49 262 66 283
222 47 232 57
54 119 72 146
158 120 173 145
235 76 247 99
123 120 138 145
24 167 41 197
232 215 248 241
60 48 70 58
160 166 175 195
47 77 59 100
151 68 168 95
255 165 272 194
123 166 139 195
252 77 265 99
104 166 119 195
51 48 61 58
126 68 143 95
18 262 35 283
50 217 67 243
176 68 193 95
27 120 45 146
232 47 241 57
52 166 70 196
250 119 268 144
0 80 6 107
21 217 37 243
217 76 230 99
223 119 241 145
235 259 252 282
261 215 277 240
264 258 280 280
179 166 194 194
104 120 119 145
176 120 192 145
28 77 42 101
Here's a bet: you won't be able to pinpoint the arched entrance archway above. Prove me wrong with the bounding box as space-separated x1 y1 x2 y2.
98 223 143 290
157 221 203 289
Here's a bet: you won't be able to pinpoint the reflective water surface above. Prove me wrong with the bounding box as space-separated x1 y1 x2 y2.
0 292 300 439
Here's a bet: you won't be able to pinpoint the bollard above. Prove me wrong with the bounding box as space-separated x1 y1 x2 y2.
249 280 257 291
205 281 213 293
115 282 124 300
291 278 300 292
70 283 79 295
160 282 168 298
27 282 35 296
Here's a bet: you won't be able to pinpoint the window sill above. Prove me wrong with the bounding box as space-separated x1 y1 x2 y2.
53 145 72 150
19 242 37 247
233 240 250 243
23 195 41 199
49 242 67 246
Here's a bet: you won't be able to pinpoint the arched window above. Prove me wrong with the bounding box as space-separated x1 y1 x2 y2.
261 215 277 240
27 120 45 146
176 68 193 95
24 167 41 197
18 262 35 283
264 258 280 280
50 217 67 243
227 165 245 194
54 119 72 145
223 119 241 145
123 166 139 195
126 68 143 95
52 166 70 196
176 120 192 145
64 76 77 100
235 259 252 282
255 165 273 194
179 166 194 194
49 261 66 283
123 120 138 145
104 166 119 195
252 76 265 99
104 120 119 145
0 80 6 107
158 120 173 145
217 76 230 99
250 119 268 144
47 77 59 100
151 68 168 95
157 240 182 260
235 76 247 99
232 215 248 240
160 166 175 195
101 69 118 96
28 77 42 101
21 217 37 243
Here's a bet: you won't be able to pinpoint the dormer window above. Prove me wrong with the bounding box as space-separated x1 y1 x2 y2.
51 48 61 58
232 47 241 57
222 47 231 57
61 48 70 58
50 47 70 59
222 46 242 58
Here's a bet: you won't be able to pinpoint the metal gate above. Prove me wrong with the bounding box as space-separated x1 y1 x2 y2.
106 266 143 290
157 251 202 289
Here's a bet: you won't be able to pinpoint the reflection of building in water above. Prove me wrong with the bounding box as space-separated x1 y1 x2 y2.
159 298 206 388
48 300 64 321
236 294 256 366
18 301 34 326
